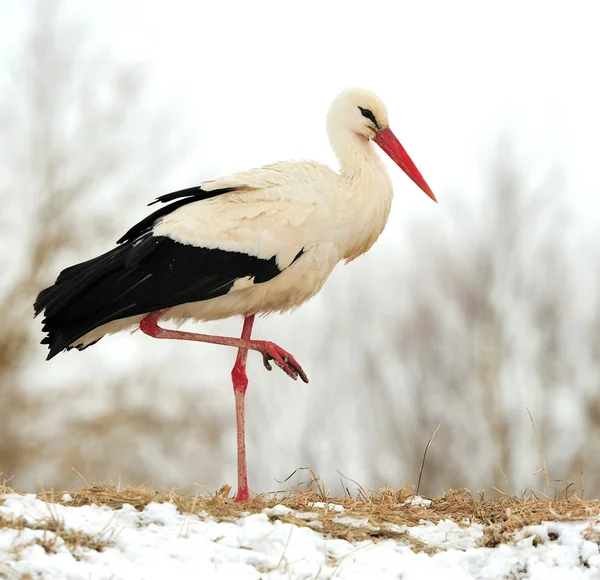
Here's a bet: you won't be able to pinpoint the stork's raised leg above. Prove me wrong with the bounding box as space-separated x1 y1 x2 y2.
139 310 308 381
139 309 309 502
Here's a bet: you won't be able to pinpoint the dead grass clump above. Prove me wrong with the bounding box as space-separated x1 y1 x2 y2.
0 477 16 499
3 477 600 546
40 483 254 519
479 493 600 547
0 512 112 555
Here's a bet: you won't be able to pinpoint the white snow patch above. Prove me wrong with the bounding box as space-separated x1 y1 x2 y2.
294 511 319 521
332 516 372 528
308 501 345 512
1 493 599 579
263 504 294 517
401 495 433 507
408 519 484 550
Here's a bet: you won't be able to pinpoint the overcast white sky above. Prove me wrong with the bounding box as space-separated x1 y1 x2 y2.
3 0 598 227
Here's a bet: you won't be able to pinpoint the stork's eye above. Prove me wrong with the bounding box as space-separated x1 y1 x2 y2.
358 106 377 125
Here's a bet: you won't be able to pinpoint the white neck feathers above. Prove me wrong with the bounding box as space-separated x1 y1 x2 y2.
327 127 394 262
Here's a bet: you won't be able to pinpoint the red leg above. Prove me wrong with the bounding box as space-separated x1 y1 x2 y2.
139 309 308 382
231 315 254 502
139 309 309 503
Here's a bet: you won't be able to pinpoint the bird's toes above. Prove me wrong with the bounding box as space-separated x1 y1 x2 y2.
262 352 295 379
293 365 309 384
260 344 307 382
262 353 273 372
278 359 298 380
281 354 308 383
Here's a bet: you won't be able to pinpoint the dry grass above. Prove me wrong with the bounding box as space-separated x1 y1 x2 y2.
0 478 114 559
2 476 599 548
0 511 112 556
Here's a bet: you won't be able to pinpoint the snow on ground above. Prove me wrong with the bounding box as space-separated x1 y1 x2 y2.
1 492 600 579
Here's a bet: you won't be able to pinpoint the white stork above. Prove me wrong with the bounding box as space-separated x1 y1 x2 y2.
34 87 436 502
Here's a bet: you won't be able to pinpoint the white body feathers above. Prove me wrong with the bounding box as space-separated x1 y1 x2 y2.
71 89 398 348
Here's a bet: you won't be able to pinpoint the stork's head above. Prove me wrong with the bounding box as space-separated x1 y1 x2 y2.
327 87 436 202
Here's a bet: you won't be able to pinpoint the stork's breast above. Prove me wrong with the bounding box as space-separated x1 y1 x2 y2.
242 242 340 314
341 201 392 263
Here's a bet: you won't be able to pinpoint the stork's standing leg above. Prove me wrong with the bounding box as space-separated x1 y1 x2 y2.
230 314 254 502
139 309 309 501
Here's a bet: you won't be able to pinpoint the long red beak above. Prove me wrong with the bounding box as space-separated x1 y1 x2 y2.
374 127 437 203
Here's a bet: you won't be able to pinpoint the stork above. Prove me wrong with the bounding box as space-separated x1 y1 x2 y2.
34 88 436 502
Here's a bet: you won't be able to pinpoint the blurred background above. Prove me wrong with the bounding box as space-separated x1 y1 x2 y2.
1 0 599 498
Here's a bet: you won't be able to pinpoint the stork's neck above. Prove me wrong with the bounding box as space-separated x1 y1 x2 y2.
329 129 394 262
330 129 391 188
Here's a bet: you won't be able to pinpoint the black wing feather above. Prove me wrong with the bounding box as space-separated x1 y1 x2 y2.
35 234 284 360
117 186 241 244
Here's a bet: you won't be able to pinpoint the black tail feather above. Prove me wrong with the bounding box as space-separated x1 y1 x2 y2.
34 242 139 359
34 230 285 360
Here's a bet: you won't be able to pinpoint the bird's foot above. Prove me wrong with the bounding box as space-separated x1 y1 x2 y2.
233 491 265 505
256 341 309 383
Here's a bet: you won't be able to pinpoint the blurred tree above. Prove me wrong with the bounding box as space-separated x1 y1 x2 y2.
0 0 201 485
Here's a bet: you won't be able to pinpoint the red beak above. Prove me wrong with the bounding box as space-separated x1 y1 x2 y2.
374 127 437 203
